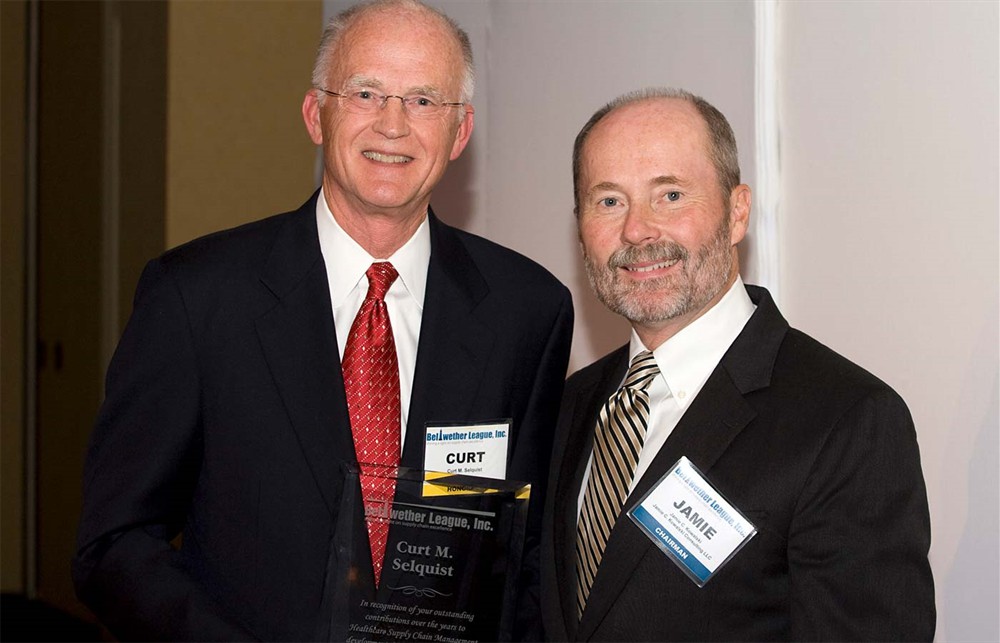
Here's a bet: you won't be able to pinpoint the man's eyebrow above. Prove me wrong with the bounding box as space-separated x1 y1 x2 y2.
584 181 623 198
651 175 689 188
404 85 444 98
343 75 383 90
342 77 442 98
585 176 690 197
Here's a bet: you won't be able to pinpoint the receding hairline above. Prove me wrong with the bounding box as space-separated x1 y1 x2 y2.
587 95 707 142
312 0 475 103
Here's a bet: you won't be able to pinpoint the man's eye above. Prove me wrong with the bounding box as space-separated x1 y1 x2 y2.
601 197 619 208
413 96 435 107
355 90 376 101
666 191 681 202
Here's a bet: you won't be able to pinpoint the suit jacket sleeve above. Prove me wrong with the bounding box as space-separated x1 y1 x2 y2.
509 287 574 536
788 386 935 641
512 287 574 642
73 259 256 641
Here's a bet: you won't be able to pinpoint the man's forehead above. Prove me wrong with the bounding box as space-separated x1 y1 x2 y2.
585 100 710 163
599 98 704 140
328 10 462 87
580 102 720 195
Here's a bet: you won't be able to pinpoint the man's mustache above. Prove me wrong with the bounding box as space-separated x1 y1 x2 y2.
606 242 688 270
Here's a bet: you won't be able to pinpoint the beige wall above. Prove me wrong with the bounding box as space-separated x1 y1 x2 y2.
1 0 27 595
166 0 321 249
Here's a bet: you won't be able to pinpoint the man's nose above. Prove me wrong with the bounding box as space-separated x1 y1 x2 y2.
372 96 410 138
621 201 660 246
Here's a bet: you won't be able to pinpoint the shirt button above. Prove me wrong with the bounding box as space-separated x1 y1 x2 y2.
677 390 687 400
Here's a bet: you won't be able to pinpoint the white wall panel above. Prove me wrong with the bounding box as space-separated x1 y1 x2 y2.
780 3 998 640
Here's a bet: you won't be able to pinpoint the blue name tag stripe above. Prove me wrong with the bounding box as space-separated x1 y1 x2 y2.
632 505 712 582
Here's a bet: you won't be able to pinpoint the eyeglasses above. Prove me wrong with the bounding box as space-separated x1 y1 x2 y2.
318 88 465 119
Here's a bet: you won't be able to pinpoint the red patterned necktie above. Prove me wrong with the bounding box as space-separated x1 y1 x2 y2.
342 262 401 587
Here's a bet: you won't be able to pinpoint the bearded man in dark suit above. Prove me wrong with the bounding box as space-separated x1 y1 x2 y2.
73 2 572 640
540 87 933 641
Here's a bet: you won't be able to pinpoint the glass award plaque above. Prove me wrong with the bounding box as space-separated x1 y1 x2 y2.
323 465 530 642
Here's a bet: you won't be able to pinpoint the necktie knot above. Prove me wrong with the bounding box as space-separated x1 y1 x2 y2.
365 262 398 301
622 350 659 392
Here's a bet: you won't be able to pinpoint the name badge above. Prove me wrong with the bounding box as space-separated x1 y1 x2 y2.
628 456 756 587
423 419 511 479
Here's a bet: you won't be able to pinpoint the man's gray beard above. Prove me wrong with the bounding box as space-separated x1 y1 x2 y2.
583 221 734 326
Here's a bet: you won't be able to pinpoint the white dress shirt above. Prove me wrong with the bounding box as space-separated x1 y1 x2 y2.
577 277 757 515
315 188 430 449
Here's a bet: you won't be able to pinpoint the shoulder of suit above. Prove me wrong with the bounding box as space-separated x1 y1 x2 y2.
772 326 907 410
153 206 309 280
162 208 301 262
739 285 904 405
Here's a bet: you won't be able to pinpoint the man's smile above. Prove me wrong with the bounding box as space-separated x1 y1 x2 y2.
362 150 414 164
623 258 679 274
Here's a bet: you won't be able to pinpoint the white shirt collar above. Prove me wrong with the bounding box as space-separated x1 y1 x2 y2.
315 187 430 311
629 276 756 409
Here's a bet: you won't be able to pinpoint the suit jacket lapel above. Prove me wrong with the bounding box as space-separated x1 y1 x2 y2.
577 286 788 640
255 192 353 516
401 211 495 469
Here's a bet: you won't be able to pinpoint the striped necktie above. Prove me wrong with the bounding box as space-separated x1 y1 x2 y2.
575 350 659 618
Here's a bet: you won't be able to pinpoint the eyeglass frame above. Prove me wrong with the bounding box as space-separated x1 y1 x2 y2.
316 88 467 118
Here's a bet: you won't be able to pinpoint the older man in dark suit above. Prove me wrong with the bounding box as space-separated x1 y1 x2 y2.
540 87 933 641
73 2 572 640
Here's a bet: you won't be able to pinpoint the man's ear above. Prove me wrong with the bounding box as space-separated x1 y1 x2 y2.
449 105 475 161
302 90 324 145
728 184 751 246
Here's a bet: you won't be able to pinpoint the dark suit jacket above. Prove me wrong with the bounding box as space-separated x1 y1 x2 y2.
541 285 934 641
73 192 573 641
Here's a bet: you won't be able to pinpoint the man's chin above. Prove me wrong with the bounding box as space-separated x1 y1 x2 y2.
353 190 425 218
601 291 688 326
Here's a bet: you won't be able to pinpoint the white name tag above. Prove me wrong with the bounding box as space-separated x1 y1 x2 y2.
423 420 511 479
628 456 756 587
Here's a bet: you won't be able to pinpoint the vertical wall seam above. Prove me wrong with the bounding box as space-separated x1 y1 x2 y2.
753 0 781 304
25 0 40 599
